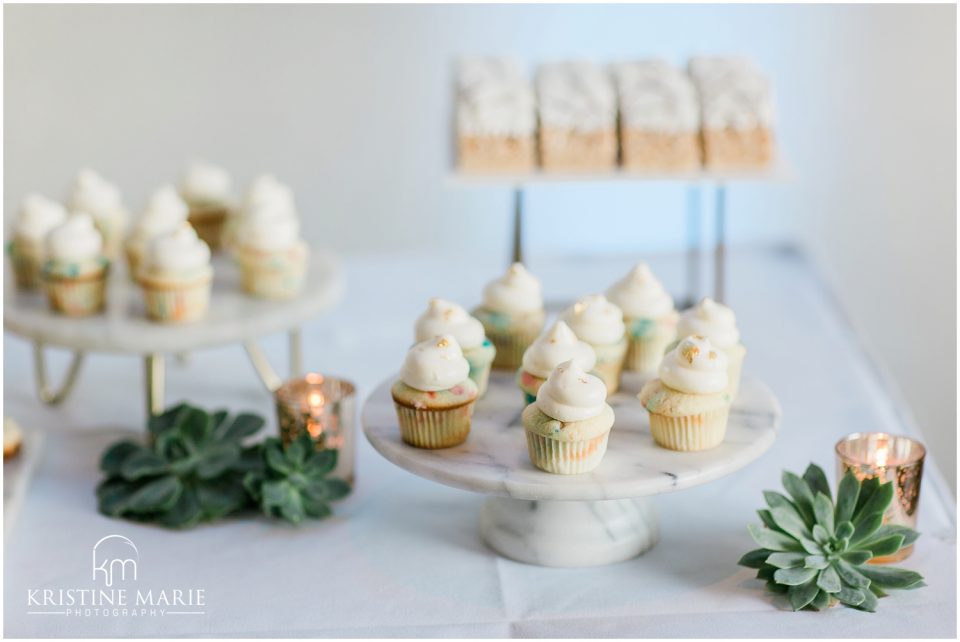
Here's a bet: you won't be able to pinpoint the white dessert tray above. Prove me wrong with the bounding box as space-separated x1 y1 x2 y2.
363 370 780 567
3 250 343 416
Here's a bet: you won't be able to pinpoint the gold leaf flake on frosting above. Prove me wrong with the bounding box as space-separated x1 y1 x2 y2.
708 350 718 360
436 337 449 348
680 343 700 364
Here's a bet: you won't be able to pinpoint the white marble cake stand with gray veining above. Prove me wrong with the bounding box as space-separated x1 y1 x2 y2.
3 251 343 416
363 370 780 568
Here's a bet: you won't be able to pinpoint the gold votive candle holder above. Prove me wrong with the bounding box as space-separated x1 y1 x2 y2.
835 432 925 563
275 373 356 485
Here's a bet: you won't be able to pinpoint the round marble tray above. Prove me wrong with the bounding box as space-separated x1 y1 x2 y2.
363 370 780 567
3 250 343 353
363 371 780 501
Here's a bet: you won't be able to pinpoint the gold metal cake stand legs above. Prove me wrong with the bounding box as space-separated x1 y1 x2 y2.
243 327 303 393
145 353 165 416
32 341 85 405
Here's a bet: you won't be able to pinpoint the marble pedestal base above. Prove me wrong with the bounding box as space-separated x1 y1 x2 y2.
479 496 659 567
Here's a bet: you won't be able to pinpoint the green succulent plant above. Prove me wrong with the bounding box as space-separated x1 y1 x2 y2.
739 463 924 612
96 403 349 529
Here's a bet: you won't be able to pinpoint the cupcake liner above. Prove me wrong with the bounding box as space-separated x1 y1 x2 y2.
140 276 212 323
487 326 541 370
394 401 475 449
625 332 676 374
45 272 107 317
188 205 230 251
10 243 44 289
525 429 610 475
649 406 730 451
238 245 308 300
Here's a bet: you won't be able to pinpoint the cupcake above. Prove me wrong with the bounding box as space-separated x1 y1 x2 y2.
180 161 233 251
517 320 596 405
472 263 545 369
392 335 480 448
42 213 109 317
605 262 678 374
638 335 731 452
675 297 746 398
125 185 189 278
8 194 67 289
560 294 627 394
67 169 128 260
226 174 296 253
137 224 213 323
522 359 615 474
414 298 496 397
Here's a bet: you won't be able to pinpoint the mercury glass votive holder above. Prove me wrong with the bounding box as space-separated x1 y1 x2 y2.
275 373 356 485
835 432 925 562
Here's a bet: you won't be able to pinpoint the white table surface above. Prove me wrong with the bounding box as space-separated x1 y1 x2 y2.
3 248 956 638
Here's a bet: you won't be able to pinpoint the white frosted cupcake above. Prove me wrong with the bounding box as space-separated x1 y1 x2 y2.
8 194 67 289
675 297 746 398
226 174 296 253
605 262 679 374
560 294 628 394
522 359 615 474
392 335 480 448
42 213 109 316
415 298 497 397
639 335 731 452
180 161 233 251
472 263 546 369
68 169 128 260
517 320 596 405
125 185 189 278
137 224 213 323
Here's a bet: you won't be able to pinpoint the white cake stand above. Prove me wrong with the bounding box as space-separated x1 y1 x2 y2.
363 370 780 567
3 251 343 415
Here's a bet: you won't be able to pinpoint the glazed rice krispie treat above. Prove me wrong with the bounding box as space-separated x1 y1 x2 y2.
689 56 775 169
612 60 701 171
537 61 617 171
456 57 537 173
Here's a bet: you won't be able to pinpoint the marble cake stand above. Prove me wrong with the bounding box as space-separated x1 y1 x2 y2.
4 251 343 416
363 370 780 567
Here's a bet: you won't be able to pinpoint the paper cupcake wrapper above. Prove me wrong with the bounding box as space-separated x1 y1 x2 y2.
593 354 626 395
525 430 610 475
142 279 212 323
394 401 475 449
45 274 107 317
188 206 230 251
239 249 308 300
649 407 730 452
487 327 540 370
625 333 675 374
10 248 44 289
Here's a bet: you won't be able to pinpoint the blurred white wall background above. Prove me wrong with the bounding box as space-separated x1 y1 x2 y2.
5 4 956 490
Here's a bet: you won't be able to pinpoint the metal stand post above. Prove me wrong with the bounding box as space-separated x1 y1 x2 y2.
684 185 702 308
714 184 727 303
244 327 304 393
32 341 85 405
145 353 165 416
511 187 524 264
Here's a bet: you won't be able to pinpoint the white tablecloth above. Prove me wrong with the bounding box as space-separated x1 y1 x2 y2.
4 248 956 637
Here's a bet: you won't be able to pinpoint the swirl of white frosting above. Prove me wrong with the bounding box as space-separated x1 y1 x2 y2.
659 335 729 394
689 57 775 130
612 60 699 133
133 185 189 240
537 61 616 133
482 263 543 314
237 203 300 252
457 57 536 137
244 174 296 219
68 169 124 217
605 262 675 319
414 298 486 350
678 297 740 349
180 161 232 204
536 359 607 422
400 335 471 392
521 321 597 379
560 294 625 346
145 224 211 273
16 194 67 242
46 213 103 262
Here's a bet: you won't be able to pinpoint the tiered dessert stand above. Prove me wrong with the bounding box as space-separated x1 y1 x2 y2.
4 251 343 416
364 370 780 567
